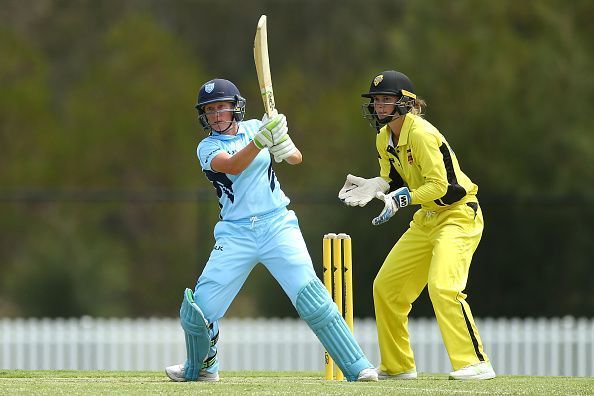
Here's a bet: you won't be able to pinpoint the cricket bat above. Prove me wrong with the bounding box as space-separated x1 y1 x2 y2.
253 15 276 117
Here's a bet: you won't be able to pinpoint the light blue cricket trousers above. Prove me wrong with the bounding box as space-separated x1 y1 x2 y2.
193 207 317 371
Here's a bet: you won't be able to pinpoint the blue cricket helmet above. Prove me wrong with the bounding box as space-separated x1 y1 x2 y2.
195 79 246 132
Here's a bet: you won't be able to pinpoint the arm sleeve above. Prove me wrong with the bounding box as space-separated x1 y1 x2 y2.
197 139 224 172
409 131 448 204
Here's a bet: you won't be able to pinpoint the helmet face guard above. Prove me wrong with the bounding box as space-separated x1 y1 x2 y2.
195 79 246 133
362 94 416 130
361 71 416 130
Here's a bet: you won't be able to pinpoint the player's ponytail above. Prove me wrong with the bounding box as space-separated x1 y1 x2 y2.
410 97 427 117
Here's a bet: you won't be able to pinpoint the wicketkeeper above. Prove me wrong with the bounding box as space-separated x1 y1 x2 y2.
339 70 495 380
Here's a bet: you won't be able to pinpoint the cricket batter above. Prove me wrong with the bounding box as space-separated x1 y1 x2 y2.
338 71 496 380
165 78 377 382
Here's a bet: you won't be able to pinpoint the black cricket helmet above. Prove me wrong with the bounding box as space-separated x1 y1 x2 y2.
195 79 246 132
362 70 417 130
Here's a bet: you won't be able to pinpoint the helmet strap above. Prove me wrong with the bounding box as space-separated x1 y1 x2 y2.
212 121 235 134
376 106 401 125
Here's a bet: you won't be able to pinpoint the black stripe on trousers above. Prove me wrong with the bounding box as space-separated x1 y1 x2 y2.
460 302 485 362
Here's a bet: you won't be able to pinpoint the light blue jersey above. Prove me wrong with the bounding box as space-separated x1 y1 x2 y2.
197 119 290 221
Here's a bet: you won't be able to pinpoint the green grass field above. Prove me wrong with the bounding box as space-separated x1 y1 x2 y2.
1 370 592 395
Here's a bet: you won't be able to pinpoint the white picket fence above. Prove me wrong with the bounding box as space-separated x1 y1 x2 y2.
1 317 592 376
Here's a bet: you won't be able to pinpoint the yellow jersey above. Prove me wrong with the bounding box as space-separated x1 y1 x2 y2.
376 113 478 211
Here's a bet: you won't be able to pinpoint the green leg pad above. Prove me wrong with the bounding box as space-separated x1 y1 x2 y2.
180 288 211 380
296 279 372 381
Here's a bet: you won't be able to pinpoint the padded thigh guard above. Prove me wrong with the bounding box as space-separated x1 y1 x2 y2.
296 279 372 381
180 288 211 381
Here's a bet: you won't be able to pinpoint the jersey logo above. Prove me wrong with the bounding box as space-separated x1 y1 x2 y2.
407 148 414 165
213 245 223 251
203 148 219 164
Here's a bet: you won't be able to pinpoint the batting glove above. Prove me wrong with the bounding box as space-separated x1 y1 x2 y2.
372 187 411 225
253 113 288 149
263 112 289 143
269 135 297 163
338 175 390 207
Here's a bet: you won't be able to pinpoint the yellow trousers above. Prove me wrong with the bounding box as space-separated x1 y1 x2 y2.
373 202 489 373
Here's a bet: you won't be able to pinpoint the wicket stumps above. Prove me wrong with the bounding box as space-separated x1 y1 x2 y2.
322 233 353 381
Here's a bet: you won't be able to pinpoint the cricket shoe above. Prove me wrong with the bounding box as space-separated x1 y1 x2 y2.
449 361 496 380
376 368 417 380
356 367 379 381
165 363 220 382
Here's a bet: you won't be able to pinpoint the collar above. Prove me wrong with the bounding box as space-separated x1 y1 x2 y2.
385 113 413 150
395 113 413 147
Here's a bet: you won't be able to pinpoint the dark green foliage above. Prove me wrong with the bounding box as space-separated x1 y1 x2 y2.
0 1 592 318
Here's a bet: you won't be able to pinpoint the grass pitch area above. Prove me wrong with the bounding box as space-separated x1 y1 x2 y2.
1 370 592 395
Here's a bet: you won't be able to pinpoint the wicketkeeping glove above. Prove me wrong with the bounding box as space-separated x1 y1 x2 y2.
269 135 297 163
253 113 288 149
338 175 390 207
372 187 411 226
